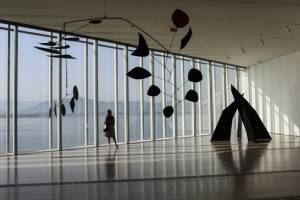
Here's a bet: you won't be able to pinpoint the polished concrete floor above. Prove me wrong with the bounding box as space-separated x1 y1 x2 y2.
0 134 300 199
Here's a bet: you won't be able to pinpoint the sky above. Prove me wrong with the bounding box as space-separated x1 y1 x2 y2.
0 27 120 102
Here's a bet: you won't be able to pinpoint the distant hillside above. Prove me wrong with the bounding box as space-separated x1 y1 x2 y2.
0 97 202 118
11 99 153 117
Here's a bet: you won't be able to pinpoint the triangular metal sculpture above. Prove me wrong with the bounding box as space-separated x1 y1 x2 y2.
211 101 238 141
231 85 271 142
211 85 272 143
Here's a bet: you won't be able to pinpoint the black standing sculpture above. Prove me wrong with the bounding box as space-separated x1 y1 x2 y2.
231 86 271 142
210 101 238 141
211 85 272 143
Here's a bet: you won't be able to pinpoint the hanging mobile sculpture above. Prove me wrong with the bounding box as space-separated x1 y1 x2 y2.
36 9 202 118
127 9 202 118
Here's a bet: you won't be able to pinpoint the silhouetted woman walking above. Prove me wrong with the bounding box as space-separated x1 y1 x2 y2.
104 109 118 148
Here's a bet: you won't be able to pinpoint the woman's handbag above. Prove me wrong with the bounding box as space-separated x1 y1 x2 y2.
103 123 107 132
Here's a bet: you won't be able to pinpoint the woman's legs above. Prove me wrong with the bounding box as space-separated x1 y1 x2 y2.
107 137 111 146
112 136 118 148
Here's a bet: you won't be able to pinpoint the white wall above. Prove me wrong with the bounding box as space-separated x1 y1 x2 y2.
248 51 300 136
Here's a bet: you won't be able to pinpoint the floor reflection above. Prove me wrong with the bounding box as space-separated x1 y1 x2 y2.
212 140 269 174
105 149 117 180
1 135 300 199
0 134 299 187
212 139 270 197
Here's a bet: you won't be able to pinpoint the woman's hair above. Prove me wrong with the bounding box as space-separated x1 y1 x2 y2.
107 109 112 115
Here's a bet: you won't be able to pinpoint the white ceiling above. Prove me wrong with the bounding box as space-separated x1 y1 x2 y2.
1 0 300 66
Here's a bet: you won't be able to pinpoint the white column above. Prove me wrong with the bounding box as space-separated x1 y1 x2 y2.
124 46 129 143
197 61 202 135
237 68 242 137
48 32 53 149
140 57 144 141
150 51 155 141
12 26 18 155
180 58 185 137
162 54 166 138
84 38 88 146
6 25 11 153
57 33 63 150
114 44 119 142
191 58 196 136
208 62 215 135
223 65 228 107
172 55 177 139
93 40 99 146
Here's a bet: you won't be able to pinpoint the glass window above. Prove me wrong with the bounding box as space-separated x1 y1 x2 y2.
183 58 193 136
195 61 200 135
87 39 94 145
227 68 237 131
239 69 248 135
0 25 8 154
61 37 85 148
214 65 224 125
142 56 151 140
164 55 173 138
18 29 50 151
128 47 141 142
51 33 58 150
98 42 115 145
8 27 14 153
227 68 237 104
117 45 125 143
0 21 245 151
200 62 209 134
154 53 163 139
176 57 183 137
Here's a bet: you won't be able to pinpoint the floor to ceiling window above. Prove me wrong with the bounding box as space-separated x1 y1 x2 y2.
214 64 224 126
238 68 248 134
128 47 141 142
0 20 245 154
176 57 183 137
98 42 116 145
164 54 173 138
51 33 58 150
199 62 210 134
154 53 163 139
87 39 94 145
227 67 237 132
117 45 125 143
61 36 85 148
194 60 201 135
227 68 237 104
18 27 50 152
0 25 8 154
183 58 193 136
142 55 151 140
